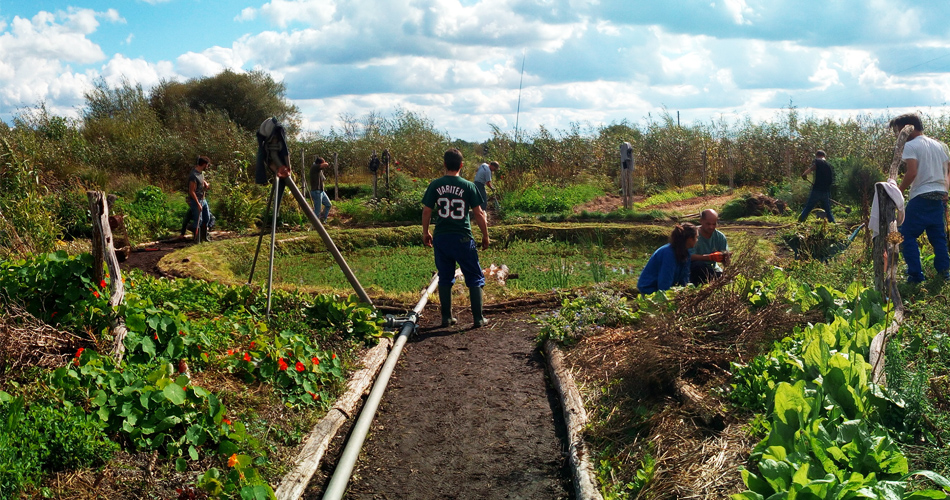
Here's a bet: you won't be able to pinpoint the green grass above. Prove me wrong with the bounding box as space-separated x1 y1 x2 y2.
241 238 644 295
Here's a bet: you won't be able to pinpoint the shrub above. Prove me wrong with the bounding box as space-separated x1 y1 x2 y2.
0 395 118 497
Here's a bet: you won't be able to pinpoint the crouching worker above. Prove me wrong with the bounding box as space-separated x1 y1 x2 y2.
422 149 491 327
690 209 730 284
637 223 698 294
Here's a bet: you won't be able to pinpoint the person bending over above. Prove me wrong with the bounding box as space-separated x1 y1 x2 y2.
637 223 698 294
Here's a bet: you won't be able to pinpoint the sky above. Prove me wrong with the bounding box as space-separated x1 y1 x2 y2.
2 1 950 142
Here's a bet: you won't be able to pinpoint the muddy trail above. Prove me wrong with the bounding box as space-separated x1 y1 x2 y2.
122 238 574 500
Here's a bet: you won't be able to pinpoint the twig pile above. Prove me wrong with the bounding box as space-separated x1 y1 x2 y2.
0 303 91 379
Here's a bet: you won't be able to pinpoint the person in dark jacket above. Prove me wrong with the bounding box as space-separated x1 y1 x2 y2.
637 223 698 294
798 150 835 222
309 157 332 223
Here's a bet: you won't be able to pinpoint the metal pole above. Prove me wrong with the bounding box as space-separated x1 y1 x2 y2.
266 178 281 317
281 175 374 306
248 185 276 284
322 274 440 500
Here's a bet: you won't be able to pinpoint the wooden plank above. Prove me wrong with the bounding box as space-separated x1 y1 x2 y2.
544 340 603 500
275 337 394 500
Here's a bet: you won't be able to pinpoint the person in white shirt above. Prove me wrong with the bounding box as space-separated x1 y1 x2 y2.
889 113 950 283
472 161 498 211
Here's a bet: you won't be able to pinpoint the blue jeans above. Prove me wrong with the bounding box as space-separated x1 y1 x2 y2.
799 189 835 222
187 198 210 231
900 196 950 281
433 233 485 288
310 190 332 220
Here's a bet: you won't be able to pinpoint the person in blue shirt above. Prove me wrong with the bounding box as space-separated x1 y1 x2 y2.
637 223 698 294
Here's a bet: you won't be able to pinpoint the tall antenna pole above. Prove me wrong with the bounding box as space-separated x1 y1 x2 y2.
514 49 526 143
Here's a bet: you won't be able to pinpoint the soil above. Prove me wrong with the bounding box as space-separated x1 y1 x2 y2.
122 237 573 500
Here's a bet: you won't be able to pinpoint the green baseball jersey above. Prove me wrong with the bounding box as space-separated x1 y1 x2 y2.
421 175 484 237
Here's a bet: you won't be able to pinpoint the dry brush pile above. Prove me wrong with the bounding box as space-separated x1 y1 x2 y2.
565 249 820 498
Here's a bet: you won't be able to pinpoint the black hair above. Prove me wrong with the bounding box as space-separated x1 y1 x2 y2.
889 113 923 133
670 223 698 262
196 156 210 166
444 149 463 172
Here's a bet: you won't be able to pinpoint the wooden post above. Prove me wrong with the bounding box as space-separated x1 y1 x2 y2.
87 191 129 363
702 148 708 195
333 152 339 201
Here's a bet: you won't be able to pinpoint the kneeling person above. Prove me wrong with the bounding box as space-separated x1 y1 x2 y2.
690 209 729 284
422 149 491 327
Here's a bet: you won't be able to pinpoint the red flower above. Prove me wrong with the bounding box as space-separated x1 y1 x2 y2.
243 352 251 362
154 333 158 340
309 391 319 401
227 349 235 356
223 418 231 425
250 341 256 349
179 330 185 335
100 279 107 288
228 453 238 467
51 311 57 317
332 353 337 359
92 291 100 298
295 361 305 372
74 347 84 365
278 357 288 371
312 356 319 365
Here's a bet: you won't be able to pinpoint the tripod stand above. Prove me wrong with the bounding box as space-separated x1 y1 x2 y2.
248 120 372 317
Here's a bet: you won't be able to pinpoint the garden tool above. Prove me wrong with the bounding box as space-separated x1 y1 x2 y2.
489 185 501 212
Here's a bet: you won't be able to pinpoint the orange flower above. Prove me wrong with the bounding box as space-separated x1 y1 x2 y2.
223 418 231 425
295 361 305 372
100 279 107 288
92 291 100 298
312 356 319 365
278 357 288 371
227 349 235 356
332 353 337 359
227 453 238 467
243 352 251 362
309 391 319 400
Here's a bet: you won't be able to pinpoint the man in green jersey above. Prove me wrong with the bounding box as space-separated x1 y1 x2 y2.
689 209 730 284
422 149 491 327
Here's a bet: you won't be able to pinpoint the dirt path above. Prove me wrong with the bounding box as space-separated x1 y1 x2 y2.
306 307 572 499
122 238 573 499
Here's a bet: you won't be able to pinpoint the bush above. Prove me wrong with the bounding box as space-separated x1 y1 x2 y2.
113 185 186 243
0 396 118 497
505 183 604 213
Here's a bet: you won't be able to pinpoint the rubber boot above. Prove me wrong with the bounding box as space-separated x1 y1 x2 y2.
439 286 456 327
470 286 487 328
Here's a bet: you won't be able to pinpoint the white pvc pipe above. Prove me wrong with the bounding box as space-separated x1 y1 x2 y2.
322 274 440 499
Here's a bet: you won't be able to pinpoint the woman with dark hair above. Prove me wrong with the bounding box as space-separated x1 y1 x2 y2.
637 223 698 293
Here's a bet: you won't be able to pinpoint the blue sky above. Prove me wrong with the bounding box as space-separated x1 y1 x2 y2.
2 0 950 141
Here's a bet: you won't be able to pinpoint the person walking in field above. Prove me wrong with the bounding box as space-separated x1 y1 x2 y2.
889 113 950 283
637 223 698 294
422 149 491 327
473 161 498 212
187 156 213 243
690 209 730 284
798 150 836 223
309 156 332 223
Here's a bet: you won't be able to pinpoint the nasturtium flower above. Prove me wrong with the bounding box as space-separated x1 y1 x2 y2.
250 341 256 349
100 279 107 288
74 348 84 366
332 353 337 359
92 291 100 298
295 361 305 372
278 357 288 371
312 357 319 365
243 352 251 362
223 418 231 425
227 349 235 356
309 391 319 400
228 453 238 467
